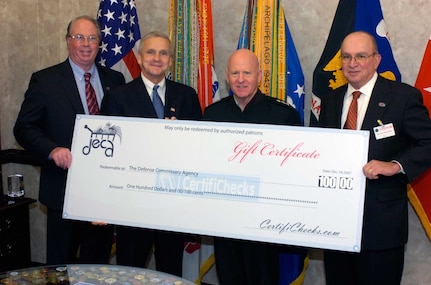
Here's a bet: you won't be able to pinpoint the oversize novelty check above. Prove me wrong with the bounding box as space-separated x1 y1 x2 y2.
64 115 369 252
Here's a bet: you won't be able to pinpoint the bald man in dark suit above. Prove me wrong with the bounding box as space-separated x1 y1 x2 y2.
318 31 431 285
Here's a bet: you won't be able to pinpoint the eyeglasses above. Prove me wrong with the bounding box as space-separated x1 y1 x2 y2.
340 53 377 63
68 34 99 44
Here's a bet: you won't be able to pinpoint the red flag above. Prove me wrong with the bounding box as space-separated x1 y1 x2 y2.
408 35 431 240
414 36 431 113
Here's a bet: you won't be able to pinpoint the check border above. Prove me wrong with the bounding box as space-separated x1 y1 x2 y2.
64 115 369 252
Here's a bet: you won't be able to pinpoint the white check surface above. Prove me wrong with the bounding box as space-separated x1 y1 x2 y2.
64 115 369 252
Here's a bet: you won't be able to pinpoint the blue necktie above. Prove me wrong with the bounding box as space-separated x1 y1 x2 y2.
152 85 164 119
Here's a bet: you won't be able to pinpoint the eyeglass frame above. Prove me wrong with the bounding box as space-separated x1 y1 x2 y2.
67 34 99 44
340 53 378 63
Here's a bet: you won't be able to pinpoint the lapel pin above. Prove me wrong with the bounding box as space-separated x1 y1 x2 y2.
378 102 386 107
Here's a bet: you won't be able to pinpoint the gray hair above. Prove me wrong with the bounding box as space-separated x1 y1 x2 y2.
66 15 102 40
138 31 173 55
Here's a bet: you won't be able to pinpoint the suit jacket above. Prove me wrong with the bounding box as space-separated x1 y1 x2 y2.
318 76 431 250
101 76 202 120
14 59 125 211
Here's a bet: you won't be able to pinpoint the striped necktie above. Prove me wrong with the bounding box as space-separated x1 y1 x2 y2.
84 72 99 115
343 91 361 130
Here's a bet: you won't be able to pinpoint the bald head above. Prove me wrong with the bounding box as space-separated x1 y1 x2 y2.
227 49 260 72
226 48 262 109
340 31 381 89
341 31 379 54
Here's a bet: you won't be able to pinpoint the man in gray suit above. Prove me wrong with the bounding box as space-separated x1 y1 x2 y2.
318 31 431 285
14 15 125 265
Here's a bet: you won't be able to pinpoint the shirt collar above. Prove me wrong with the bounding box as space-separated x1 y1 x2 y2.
141 74 166 91
68 57 96 81
346 72 378 98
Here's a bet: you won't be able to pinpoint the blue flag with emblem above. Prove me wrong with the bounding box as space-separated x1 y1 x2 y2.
286 18 305 124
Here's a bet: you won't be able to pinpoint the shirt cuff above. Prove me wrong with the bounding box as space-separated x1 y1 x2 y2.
391 160 405 174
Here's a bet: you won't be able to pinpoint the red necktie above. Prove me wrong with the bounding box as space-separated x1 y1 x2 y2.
343 91 361 130
85 72 100 115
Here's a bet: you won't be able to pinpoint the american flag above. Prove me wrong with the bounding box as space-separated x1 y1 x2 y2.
96 0 141 82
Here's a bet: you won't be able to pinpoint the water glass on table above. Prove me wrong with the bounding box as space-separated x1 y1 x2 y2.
7 174 25 198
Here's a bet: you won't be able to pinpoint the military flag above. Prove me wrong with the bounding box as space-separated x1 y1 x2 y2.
408 35 431 240
168 0 219 283
236 0 305 124
169 0 220 111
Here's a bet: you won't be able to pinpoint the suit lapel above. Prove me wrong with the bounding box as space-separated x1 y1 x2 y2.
135 77 159 117
330 86 347 128
97 65 110 93
97 65 117 94
60 60 85 113
165 80 180 118
362 77 392 130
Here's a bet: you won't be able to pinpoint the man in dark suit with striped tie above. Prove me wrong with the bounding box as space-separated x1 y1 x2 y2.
318 31 431 285
14 15 125 265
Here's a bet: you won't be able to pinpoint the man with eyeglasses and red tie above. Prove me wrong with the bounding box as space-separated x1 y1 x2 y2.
14 15 125 265
317 31 431 285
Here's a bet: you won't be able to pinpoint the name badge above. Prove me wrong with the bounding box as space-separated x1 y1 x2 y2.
373 123 395 140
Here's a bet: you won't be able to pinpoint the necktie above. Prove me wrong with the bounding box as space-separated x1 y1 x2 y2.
152 85 164 119
84 73 99 115
343 91 361 130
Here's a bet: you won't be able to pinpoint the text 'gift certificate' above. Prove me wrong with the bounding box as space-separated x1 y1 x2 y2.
64 115 369 252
